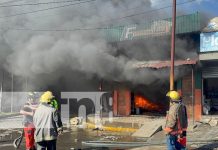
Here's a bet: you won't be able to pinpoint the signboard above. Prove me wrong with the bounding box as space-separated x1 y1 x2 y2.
200 32 218 52
120 20 171 41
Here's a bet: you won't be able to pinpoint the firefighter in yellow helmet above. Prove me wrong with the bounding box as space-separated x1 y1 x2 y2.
164 91 188 150
33 91 63 150
39 91 54 103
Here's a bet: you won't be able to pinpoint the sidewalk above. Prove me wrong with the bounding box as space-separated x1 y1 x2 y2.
0 115 23 129
0 112 20 119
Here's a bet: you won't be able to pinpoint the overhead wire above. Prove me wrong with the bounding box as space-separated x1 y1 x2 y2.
0 0 83 8
93 0 197 26
0 0 164 28
0 0 166 24
5 0 198 32
19 0 165 29
0 0 96 19
0 0 25 5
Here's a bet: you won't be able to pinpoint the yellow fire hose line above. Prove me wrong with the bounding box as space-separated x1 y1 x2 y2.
85 122 138 132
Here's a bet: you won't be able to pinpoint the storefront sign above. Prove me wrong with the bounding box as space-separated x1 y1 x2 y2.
120 20 171 41
200 32 218 52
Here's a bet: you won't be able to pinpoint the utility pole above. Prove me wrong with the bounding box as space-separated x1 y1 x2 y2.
25 77 28 92
11 73 14 113
0 70 4 112
170 0 176 91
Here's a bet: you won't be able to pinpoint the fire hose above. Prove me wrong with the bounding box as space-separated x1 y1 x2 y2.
13 129 24 149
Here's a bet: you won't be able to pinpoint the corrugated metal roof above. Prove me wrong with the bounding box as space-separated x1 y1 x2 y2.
133 59 197 69
104 12 200 42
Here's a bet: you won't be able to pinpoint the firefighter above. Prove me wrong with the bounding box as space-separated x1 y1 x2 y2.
20 92 38 150
33 91 63 150
50 98 59 110
50 96 63 128
164 91 188 150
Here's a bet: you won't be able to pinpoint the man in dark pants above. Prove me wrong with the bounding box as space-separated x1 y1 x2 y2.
33 91 63 150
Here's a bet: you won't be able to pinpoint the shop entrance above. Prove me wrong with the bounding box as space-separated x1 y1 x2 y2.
203 78 218 115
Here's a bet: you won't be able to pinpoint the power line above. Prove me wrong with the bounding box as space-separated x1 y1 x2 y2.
0 0 163 28
0 0 82 8
0 0 164 24
6 27 109 31
25 0 196 28
94 0 197 26
5 13 193 32
21 0 165 29
3 0 198 32
0 0 25 5
6 13 198 33
0 0 96 19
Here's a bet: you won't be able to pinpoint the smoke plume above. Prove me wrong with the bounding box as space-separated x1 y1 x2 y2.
0 0 200 91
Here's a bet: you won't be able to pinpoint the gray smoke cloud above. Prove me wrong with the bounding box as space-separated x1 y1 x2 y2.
0 0 198 91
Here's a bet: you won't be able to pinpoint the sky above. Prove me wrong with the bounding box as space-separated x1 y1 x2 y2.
180 0 218 17
0 0 217 30
150 0 218 20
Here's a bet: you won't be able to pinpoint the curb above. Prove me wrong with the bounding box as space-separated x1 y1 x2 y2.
0 113 20 120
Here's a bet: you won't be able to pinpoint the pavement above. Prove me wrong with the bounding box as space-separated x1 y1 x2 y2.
133 123 218 150
0 115 23 129
1 115 218 149
0 112 20 119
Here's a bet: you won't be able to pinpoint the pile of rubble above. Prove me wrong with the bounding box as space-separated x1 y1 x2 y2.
200 116 218 127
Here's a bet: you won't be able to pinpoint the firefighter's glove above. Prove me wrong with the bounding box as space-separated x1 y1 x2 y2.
57 127 63 136
164 131 170 136
178 134 183 139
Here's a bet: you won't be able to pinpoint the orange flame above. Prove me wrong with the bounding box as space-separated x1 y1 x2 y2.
134 95 159 111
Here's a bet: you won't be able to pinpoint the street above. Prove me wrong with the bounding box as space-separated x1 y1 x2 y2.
1 115 218 150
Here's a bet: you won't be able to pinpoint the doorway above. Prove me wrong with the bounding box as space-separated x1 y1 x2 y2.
202 78 218 115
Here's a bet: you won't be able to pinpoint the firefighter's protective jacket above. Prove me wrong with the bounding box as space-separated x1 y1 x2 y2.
164 101 188 135
33 103 62 142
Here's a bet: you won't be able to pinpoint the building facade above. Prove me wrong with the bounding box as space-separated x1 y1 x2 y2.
108 13 218 122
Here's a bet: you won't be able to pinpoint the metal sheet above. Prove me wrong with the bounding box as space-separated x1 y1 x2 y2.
202 67 218 78
133 59 197 69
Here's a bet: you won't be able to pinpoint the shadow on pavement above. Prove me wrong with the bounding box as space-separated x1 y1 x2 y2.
193 142 218 150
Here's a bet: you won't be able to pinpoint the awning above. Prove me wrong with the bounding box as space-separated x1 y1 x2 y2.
133 59 198 69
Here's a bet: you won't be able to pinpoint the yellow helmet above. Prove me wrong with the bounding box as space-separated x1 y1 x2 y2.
166 91 180 100
40 91 54 103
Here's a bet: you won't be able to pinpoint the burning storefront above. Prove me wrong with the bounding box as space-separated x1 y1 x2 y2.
112 60 197 117
104 12 203 121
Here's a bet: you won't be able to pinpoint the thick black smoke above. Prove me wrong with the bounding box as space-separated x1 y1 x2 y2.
0 0 201 91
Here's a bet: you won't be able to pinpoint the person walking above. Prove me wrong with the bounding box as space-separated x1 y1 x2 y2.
33 91 63 150
164 91 188 150
20 92 38 150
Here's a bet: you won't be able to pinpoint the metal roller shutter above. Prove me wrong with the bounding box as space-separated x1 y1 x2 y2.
202 67 218 78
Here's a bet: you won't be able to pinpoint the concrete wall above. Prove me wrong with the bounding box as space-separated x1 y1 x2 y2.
194 71 202 121
113 89 131 116
182 74 194 120
177 70 202 122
